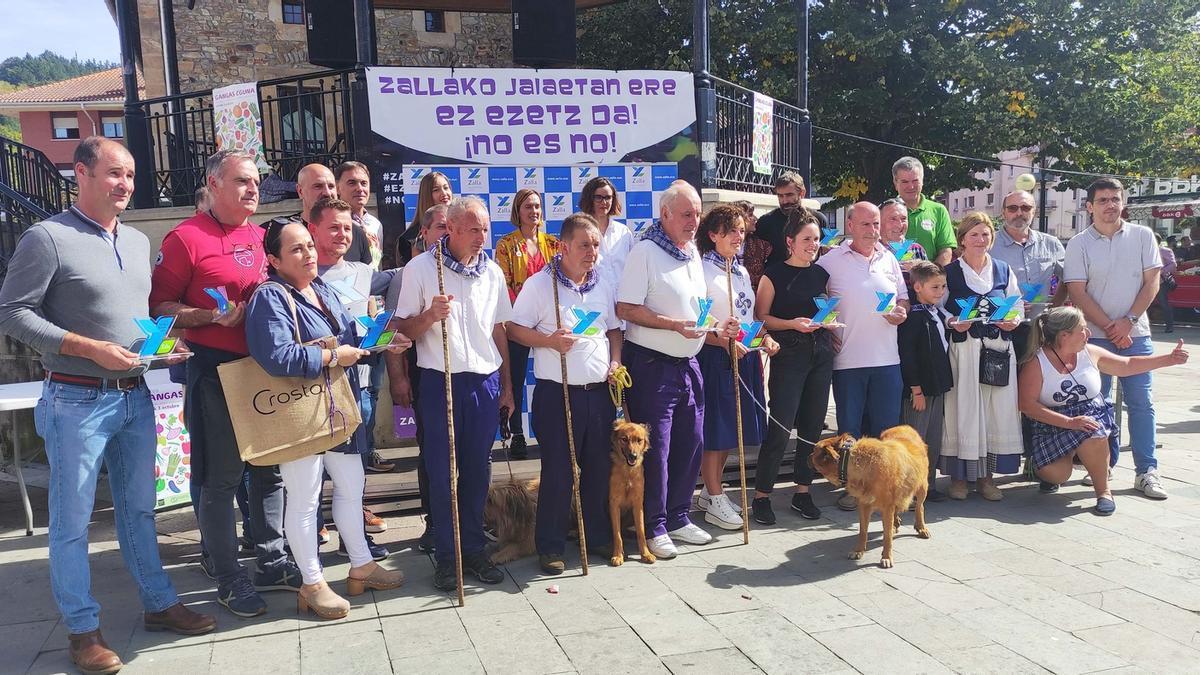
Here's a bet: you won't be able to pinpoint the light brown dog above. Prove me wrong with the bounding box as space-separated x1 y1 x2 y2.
609 420 655 566
810 425 931 568
484 477 539 564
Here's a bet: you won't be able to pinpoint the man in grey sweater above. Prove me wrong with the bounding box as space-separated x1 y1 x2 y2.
0 137 215 674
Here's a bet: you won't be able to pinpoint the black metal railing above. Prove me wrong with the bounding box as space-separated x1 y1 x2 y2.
0 181 55 279
138 67 361 206
711 76 808 193
0 137 77 215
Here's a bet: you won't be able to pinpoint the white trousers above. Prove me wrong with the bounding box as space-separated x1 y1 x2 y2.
278 451 371 584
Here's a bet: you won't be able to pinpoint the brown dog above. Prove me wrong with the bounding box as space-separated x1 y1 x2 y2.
811 425 931 568
484 477 539 564
608 420 655 566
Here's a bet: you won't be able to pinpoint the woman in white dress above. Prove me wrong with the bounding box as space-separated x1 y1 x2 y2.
941 212 1024 500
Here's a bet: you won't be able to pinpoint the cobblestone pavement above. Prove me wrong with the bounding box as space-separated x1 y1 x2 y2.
2 328 1198 674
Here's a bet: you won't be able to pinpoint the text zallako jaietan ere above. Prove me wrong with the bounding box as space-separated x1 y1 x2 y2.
376 75 680 98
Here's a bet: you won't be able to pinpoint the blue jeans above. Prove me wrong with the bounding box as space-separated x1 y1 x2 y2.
34 381 179 634
831 364 903 437
1090 336 1157 473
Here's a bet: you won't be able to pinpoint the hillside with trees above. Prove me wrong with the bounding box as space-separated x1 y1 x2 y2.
0 51 116 142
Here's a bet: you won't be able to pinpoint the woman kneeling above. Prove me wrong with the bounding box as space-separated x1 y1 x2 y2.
1017 307 1188 515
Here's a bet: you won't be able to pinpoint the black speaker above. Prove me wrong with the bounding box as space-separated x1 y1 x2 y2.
512 0 577 67
306 1 376 69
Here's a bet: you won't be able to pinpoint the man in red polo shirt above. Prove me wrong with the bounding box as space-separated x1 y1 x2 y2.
150 149 300 618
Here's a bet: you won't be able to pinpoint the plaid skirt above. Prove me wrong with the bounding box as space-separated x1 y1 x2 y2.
1030 398 1118 469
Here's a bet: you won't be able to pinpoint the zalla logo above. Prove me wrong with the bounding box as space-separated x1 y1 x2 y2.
738 320 764 348
813 297 840 324
578 167 592 177
496 196 511 208
956 296 980 322
875 292 896 313
253 382 326 415
1020 282 1046 303
357 311 395 349
523 168 538 179
988 296 1021 323
695 297 716 329
466 168 482 179
409 168 425 179
134 316 177 357
820 228 841 246
569 307 601 336
631 166 646 177
552 195 566 206
889 239 916 261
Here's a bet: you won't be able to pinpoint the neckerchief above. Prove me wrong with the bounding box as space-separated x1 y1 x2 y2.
438 235 490 278
641 221 692 262
702 250 746 278
547 254 598 293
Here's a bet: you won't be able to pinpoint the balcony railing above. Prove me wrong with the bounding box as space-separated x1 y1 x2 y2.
136 68 363 207
710 76 809 193
0 137 77 216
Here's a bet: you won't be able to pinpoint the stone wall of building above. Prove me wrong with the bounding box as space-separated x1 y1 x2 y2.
137 2 514 99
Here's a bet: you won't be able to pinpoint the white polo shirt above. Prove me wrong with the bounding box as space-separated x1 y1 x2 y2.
702 258 755 324
1064 221 1162 338
817 240 907 371
394 250 511 374
617 239 707 358
510 271 616 385
596 219 635 291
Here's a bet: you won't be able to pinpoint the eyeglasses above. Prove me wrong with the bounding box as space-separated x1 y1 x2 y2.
1004 204 1034 213
592 194 614 202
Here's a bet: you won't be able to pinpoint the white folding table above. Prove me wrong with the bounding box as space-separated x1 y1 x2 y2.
0 380 45 536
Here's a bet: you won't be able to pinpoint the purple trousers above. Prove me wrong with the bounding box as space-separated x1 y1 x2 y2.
417 368 500 565
531 379 616 555
624 342 705 538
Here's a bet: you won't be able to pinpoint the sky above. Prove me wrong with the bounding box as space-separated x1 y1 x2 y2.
0 0 121 63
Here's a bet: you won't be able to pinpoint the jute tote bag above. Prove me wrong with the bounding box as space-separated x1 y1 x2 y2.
218 282 361 466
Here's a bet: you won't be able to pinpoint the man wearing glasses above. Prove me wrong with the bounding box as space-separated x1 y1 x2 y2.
992 189 1066 492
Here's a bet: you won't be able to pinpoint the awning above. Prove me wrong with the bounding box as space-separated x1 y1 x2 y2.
1125 196 1200 220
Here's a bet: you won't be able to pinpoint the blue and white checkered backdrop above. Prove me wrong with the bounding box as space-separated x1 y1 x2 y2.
397 163 679 440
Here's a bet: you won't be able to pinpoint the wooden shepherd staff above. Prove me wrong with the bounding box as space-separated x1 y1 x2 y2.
726 257 751 545
551 258 590 574
434 241 466 606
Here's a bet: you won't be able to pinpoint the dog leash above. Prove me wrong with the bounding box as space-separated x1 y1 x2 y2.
608 364 633 421
735 370 820 447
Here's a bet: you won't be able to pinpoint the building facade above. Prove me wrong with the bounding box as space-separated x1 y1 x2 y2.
0 68 143 175
133 1 514 98
944 148 1087 241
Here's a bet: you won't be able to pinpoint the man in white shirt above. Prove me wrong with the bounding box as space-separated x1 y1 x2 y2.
395 196 515 590
335 161 383 269
818 202 909 509
309 196 402 542
617 183 737 560
509 213 623 573
1064 177 1165 499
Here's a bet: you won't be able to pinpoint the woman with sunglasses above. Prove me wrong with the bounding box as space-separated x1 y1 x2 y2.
246 220 408 619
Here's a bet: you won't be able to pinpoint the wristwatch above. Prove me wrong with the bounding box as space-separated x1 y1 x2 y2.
1126 313 1139 323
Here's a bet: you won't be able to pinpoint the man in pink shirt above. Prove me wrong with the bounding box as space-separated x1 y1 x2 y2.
151 150 299 617
818 202 909 508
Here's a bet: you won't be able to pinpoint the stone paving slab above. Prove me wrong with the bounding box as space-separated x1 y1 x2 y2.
4 328 1200 673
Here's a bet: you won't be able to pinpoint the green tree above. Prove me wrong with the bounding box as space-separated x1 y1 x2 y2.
578 0 1200 203
0 51 116 87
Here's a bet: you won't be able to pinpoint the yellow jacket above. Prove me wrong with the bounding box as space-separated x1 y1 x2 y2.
494 229 559 302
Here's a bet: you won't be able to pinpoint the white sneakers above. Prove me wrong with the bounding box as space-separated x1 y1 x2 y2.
698 487 742 514
1082 467 1168 500
648 534 678 559
1134 469 1168 500
702 493 744 530
667 522 713 545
